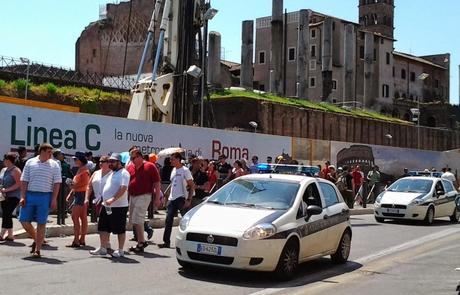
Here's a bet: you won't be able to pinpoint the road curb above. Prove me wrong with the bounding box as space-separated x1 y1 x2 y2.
13 217 180 240
350 208 374 215
13 209 372 239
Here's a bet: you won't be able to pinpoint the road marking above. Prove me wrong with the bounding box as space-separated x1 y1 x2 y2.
249 227 460 295
355 227 460 264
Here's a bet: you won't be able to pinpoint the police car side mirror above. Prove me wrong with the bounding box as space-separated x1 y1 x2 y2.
436 190 445 196
305 205 322 220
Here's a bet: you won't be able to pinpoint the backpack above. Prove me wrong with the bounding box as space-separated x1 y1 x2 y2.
336 173 347 191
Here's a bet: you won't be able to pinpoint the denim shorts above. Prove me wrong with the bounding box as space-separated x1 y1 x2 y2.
19 191 52 225
74 191 85 206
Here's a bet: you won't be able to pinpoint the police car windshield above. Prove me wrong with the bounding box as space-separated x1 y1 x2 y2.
387 178 433 193
208 179 299 210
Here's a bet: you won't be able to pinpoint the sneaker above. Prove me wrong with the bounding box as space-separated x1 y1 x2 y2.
112 249 125 258
147 227 154 240
90 247 107 256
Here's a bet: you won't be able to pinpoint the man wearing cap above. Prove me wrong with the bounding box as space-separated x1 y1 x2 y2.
53 149 73 180
216 154 232 187
126 148 161 253
90 153 130 258
16 146 28 171
367 166 381 203
159 152 195 249
249 156 259 174
84 152 96 172
19 143 62 258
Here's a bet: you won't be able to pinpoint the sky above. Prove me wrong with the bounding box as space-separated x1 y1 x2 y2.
1 0 459 104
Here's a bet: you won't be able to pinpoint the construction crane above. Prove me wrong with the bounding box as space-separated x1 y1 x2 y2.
127 0 216 126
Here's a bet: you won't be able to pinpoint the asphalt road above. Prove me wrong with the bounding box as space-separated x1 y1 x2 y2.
1 215 459 295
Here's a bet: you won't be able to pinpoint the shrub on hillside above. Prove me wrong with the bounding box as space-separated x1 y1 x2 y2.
0 79 6 89
46 83 57 95
14 79 28 91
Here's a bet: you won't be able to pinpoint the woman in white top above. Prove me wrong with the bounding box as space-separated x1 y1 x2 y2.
85 156 112 215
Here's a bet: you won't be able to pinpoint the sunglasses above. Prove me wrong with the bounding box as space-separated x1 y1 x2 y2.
108 159 119 163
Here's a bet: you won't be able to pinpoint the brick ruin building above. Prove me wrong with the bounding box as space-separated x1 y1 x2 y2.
76 0 155 76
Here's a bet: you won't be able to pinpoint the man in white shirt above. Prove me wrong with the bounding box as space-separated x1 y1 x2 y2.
19 143 62 258
90 153 130 258
159 152 195 249
441 167 457 187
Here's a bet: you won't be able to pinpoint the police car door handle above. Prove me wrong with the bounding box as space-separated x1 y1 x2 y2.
323 214 329 220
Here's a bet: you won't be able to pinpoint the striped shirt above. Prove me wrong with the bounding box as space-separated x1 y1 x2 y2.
21 156 62 193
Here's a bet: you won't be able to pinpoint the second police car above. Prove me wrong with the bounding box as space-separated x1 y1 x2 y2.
374 176 460 224
175 173 352 280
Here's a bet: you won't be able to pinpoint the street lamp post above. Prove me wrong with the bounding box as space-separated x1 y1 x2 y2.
385 134 392 146
249 121 258 133
416 73 430 150
20 57 30 100
410 108 420 149
201 6 218 127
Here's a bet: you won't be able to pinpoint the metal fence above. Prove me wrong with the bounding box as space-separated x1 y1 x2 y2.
0 55 135 91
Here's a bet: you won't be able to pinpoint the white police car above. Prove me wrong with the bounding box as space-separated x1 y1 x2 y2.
374 176 460 224
175 173 352 280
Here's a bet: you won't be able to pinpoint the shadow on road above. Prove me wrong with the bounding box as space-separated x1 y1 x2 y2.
41 244 59 251
351 223 382 227
128 251 171 259
104 256 140 264
383 218 455 227
178 258 362 289
22 256 66 264
0 241 26 247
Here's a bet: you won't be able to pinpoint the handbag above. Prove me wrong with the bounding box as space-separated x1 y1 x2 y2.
0 190 5 202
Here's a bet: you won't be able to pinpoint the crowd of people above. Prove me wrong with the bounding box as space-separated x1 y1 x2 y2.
0 143 265 258
1 144 458 258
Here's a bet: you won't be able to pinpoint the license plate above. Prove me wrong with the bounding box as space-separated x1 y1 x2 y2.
386 208 400 214
197 243 222 256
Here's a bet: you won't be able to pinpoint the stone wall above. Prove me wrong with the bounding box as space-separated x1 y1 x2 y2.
210 97 460 151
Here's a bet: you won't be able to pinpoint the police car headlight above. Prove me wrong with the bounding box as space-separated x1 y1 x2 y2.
410 198 423 205
375 193 384 204
179 214 191 231
243 223 277 240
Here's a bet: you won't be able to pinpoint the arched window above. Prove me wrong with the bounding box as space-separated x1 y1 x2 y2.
427 116 436 127
403 112 411 121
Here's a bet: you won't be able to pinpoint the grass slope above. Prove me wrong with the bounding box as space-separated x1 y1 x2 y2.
211 89 410 124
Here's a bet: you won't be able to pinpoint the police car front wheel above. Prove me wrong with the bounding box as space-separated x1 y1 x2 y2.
331 230 351 264
274 239 299 281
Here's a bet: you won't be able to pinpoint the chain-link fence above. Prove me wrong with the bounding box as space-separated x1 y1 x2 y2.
0 55 135 91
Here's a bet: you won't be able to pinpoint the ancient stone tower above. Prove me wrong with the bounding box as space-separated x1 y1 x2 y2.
358 0 395 38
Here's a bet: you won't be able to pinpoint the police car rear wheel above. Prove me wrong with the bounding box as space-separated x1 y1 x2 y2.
450 207 460 223
424 207 435 225
331 230 351 264
274 240 299 281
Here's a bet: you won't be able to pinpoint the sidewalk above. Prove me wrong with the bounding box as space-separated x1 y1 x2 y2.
11 210 180 239
10 205 374 239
